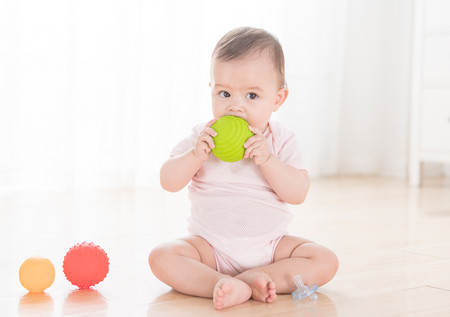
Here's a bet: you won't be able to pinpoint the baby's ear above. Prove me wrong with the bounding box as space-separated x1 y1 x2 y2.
274 87 288 111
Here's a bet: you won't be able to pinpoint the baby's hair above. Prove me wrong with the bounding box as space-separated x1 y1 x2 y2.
212 27 286 89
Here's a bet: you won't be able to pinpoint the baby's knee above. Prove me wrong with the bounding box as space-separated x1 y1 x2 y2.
318 248 339 285
148 241 195 274
327 249 339 273
148 244 172 273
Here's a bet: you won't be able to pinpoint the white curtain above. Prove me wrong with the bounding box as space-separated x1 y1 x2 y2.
0 0 414 190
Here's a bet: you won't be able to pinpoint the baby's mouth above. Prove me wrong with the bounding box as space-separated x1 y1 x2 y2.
224 114 246 121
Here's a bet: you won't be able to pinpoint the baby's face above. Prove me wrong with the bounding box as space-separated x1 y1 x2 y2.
210 52 287 133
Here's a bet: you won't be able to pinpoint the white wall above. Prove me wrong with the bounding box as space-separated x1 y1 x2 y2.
338 0 412 178
2 0 444 190
277 0 348 177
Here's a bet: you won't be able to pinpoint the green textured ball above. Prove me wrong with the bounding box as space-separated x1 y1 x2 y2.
211 116 254 162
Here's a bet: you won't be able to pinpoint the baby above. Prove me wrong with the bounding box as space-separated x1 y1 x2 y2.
149 27 338 310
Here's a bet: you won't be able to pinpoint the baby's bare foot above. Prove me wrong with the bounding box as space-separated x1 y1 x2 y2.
236 270 277 303
213 277 252 310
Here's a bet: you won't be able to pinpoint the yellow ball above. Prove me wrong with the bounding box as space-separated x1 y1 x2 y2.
19 257 55 293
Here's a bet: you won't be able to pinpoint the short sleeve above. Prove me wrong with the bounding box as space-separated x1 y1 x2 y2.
269 121 308 171
278 133 307 170
170 123 205 157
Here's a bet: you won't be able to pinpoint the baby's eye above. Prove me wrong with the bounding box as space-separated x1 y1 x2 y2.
219 91 231 98
246 93 258 100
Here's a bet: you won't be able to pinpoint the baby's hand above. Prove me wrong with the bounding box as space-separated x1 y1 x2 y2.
193 119 217 161
243 126 271 166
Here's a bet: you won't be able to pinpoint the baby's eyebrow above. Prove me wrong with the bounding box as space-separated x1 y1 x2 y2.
213 83 234 90
214 84 229 89
246 86 263 92
214 84 263 92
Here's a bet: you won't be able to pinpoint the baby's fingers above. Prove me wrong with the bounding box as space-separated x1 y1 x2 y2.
248 125 262 136
204 127 217 138
244 139 262 158
243 136 255 150
204 119 218 138
206 118 217 128
244 134 263 149
199 132 215 149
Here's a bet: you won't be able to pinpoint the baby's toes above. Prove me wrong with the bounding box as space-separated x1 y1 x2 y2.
267 290 277 303
213 285 225 309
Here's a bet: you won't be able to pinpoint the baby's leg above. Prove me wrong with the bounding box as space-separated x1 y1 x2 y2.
148 235 251 309
270 235 338 292
236 235 338 300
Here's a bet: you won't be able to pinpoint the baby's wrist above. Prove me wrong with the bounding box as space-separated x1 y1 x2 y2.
259 153 273 167
191 148 201 160
191 148 208 163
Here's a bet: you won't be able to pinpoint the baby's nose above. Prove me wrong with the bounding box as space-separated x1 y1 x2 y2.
228 98 244 112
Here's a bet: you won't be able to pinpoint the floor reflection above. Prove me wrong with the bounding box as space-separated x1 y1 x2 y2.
62 289 108 316
18 292 54 316
146 290 338 317
147 290 216 317
292 292 338 317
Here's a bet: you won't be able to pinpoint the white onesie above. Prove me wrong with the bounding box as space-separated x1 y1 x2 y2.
171 120 307 276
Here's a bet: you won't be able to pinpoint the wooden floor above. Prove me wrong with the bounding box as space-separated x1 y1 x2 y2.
1 176 450 316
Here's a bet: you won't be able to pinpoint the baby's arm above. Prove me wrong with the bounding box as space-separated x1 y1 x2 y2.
259 156 310 205
160 120 217 192
244 126 310 205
